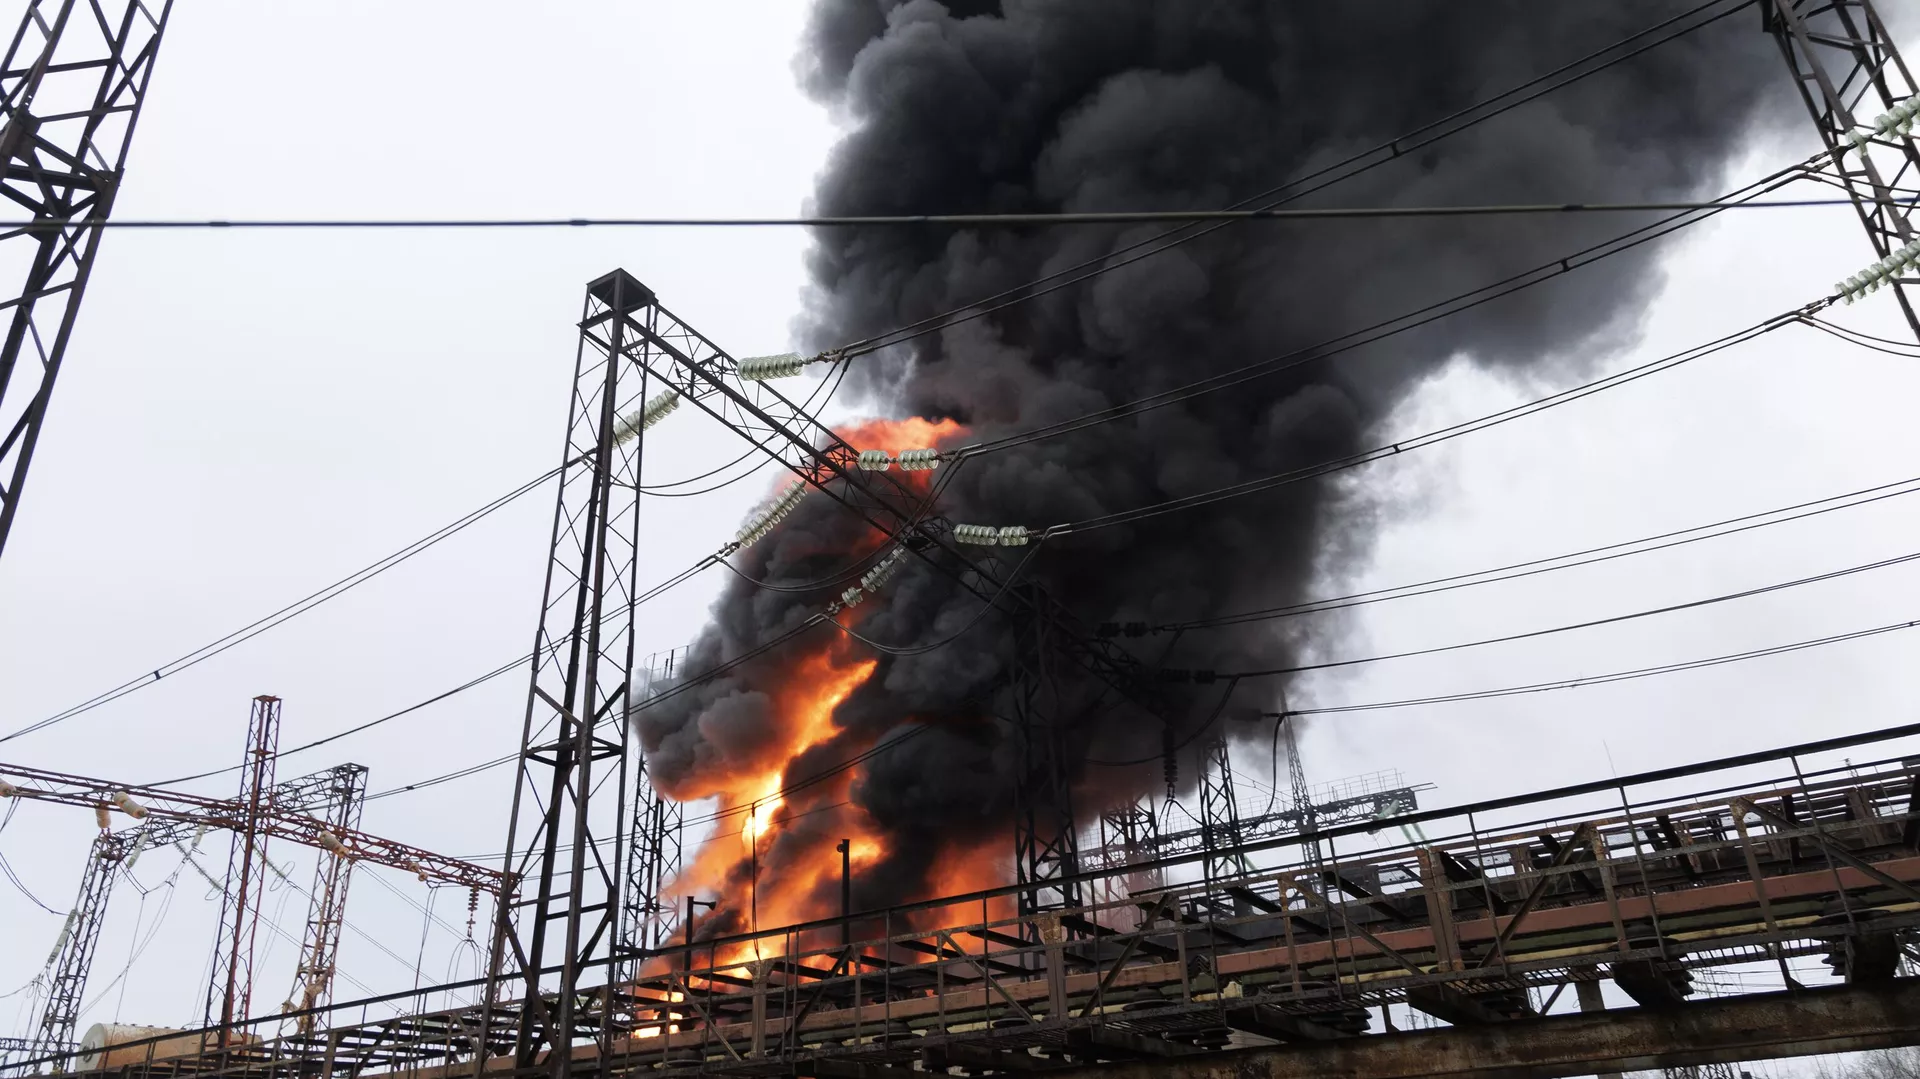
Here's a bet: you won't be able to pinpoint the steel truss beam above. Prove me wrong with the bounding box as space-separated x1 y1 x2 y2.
0 760 501 889
1767 0 1920 340
0 0 171 561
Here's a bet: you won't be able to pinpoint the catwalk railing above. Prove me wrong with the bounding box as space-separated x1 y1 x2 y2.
14 722 1920 1078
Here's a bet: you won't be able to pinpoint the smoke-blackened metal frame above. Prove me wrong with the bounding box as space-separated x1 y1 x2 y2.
0 0 171 562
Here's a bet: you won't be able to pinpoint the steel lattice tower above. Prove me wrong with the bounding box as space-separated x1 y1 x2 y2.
0 0 170 561
483 271 654 1073
621 646 686 969
1198 736 1247 885
281 764 368 1033
204 695 282 1040
1767 0 1920 340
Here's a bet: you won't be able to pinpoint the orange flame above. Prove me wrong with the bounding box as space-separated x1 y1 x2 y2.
655 414 1007 975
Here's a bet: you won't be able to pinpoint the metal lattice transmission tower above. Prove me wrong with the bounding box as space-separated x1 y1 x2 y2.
1198 736 1247 884
1767 0 1920 340
29 763 365 1063
483 271 653 1074
0 0 170 561
280 764 368 1033
29 831 121 1069
1008 588 1083 926
204 695 282 1040
1096 800 1164 899
622 646 688 966
515 267 1171 1001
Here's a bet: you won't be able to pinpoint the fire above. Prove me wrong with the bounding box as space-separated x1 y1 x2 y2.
649 412 1008 978
840 415 963 456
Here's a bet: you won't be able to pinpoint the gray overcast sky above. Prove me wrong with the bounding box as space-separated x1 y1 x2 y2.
1 0 1918 1042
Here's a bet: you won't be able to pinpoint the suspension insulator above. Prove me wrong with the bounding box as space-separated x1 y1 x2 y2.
953 524 1001 545
612 389 681 446
94 805 110 829
317 831 350 855
856 449 892 471
1838 238 1920 303
996 525 1030 547
1847 92 1920 155
897 448 940 471
737 352 807 380
734 484 809 549
841 585 865 609
859 547 908 593
111 792 148 819
0 779 15 798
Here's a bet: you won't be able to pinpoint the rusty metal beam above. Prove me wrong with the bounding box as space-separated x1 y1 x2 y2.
1031 981 1920 1079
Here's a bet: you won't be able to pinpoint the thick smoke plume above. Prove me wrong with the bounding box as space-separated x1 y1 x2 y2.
638 1 1790 928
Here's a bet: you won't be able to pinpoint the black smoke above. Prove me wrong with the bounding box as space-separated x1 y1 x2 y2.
638 0 1791 920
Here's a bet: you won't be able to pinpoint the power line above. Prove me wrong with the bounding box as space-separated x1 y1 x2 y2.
1286 616 1920 716
0 198 1873 234
3 467 559 746
1157 471 1920 632
1221 546 1920 680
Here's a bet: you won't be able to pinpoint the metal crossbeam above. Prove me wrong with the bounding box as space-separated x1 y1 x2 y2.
0 0 171 561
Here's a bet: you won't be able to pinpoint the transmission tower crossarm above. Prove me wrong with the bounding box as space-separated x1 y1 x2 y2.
0 0 172 562
0 759 503 892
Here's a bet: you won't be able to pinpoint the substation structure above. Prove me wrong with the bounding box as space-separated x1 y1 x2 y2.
14 724 1920 1079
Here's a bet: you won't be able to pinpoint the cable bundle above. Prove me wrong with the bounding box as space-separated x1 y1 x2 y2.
1837 237 1920 303
737 352 807 380
611 389 680 446
733 485 808 549
1846 92 1920 157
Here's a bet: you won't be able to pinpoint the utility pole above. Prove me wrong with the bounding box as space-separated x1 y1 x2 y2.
205 695 282 1041
0 0 172 562
1766 0 1920 340
836 838 851 946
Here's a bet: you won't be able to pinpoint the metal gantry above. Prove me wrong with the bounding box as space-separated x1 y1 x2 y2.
1766 0 1920 340
24 763 367 1065
0 0 171 561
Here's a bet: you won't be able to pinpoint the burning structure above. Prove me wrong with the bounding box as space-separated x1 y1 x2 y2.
636 1 1793 947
